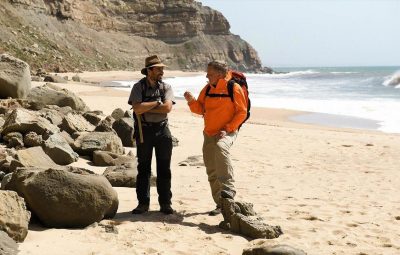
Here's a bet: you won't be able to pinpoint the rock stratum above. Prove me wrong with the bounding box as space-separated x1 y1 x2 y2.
0 0 269 73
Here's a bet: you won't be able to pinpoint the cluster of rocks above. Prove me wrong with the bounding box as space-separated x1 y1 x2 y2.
0 54 159 246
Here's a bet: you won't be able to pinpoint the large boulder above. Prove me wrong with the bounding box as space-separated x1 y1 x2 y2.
6 167 118 228
0 190 31 242
112 117 135 147
43 133 79 165
27 83 89 111
1 108 60 137
73 132 124 156
0 54 31 99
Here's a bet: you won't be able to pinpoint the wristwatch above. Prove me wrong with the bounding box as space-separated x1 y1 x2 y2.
156 100 162 106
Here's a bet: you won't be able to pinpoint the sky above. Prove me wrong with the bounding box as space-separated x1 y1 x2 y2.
199 0 400 68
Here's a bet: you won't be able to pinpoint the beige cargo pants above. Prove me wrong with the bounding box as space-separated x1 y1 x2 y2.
202 131 238 207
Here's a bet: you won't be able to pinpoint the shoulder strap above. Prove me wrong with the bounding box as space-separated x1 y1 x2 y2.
140 78 147 101
205 84 231 99
227 80 235 102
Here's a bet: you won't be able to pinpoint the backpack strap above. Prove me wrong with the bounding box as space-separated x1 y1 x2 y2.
205 84 233 100
227 80 235 102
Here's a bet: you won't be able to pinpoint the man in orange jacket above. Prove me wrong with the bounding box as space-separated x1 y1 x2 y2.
184 60 247 216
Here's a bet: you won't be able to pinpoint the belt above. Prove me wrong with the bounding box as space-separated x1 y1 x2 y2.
140 120 168 127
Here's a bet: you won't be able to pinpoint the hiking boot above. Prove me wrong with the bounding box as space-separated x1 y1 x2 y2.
131 204 149 214
160 204 174 215
208 206 221 216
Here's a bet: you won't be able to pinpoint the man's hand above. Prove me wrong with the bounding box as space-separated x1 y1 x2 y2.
184 91 195 103
217 130 227 139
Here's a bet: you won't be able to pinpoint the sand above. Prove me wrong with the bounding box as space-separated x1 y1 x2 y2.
19 71 400 255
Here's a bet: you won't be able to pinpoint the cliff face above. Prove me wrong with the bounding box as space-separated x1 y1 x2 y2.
0 0 265 73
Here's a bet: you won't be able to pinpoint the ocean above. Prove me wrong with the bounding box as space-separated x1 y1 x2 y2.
111 66 400 134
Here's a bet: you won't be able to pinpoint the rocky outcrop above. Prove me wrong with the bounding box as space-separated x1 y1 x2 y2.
0 0 268 73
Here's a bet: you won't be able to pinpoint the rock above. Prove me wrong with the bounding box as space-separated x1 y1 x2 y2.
220 197 283 240
43 133 79 165
242 244 307 255
60 112 95 135
124 110 133 119
82 112 103 126
73 132 124 156
0 190 31 242
2 132 24 149
1 173 13 189
92 151 133 166
43 75 67 83
111 108 124 121
28 83 89 111
38 107 65 126
1 108 60 138
178 155 204 166
0 230 18 255
71 74 81 82
0 98 29 115
23 131 43 147
16 146 58 169
172 135 179 147
103 162 156 188
0 162 11 175
0 116 5 128
6 167 118 228
0 54 31 99
94 116 115 132
112 117 135 147
59 130 75 147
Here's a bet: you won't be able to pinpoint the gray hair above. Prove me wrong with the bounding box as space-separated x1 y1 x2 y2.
208 60 228 75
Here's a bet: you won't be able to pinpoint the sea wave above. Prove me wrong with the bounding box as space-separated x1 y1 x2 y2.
247 70 319 79
330 71 358 74
99 80 135 88
383 71 400 87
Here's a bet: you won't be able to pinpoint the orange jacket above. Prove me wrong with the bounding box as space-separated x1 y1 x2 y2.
188 72 247 136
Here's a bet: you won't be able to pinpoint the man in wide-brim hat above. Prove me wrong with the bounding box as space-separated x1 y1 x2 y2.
128 55 175 215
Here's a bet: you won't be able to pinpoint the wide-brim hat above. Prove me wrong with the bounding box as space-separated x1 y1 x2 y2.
141 55 167 75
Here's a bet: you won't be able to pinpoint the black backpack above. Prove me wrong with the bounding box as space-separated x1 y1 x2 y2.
205 70 251 129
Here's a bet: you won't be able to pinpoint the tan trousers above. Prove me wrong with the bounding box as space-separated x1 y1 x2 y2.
202 131 237 207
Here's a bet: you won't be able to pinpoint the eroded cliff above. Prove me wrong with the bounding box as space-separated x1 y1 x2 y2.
0 0 268 73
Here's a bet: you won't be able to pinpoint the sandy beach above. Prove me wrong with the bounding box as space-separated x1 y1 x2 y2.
20 71 400 255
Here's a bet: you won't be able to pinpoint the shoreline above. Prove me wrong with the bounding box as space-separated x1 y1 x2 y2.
63 70 397 135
